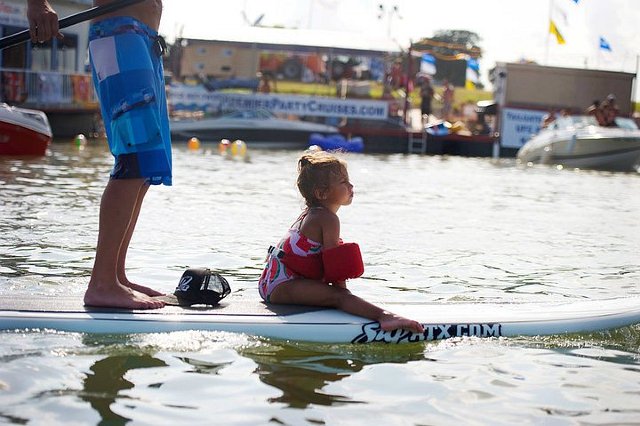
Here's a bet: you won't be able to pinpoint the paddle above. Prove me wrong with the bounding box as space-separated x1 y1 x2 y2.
0 0 147 50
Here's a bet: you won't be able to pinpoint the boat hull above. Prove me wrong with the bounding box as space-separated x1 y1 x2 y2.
170 117 339 150
517 126 640 172
0 104 52 156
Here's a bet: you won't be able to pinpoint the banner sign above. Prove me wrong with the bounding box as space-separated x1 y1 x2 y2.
500 107 547 148
0 1 28 26
168 84 389 121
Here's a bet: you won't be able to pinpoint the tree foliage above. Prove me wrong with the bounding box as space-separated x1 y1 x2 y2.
414 30 483 59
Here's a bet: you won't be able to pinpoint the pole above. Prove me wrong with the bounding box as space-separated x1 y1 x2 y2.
404 42 413 127
632 54 640 111
0 0 147 50
544 0 552 65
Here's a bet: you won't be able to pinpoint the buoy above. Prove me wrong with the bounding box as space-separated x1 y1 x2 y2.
218 139 230 155
74 134 87 148
187 137 201 150
230 139 247 157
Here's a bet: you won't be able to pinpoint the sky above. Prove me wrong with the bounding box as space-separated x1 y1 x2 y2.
159 0 640 98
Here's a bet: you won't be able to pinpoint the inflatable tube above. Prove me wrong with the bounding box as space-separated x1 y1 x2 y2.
309 133 364 153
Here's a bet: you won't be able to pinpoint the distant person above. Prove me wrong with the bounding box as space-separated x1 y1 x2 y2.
541 109 557 128
257 72 272 94
601 94 619 127
420 78 435 123
388 59 403 89
441 79 455 120
258 151 424 334
27 0 170 309
381 85 400 118
586 100 606 126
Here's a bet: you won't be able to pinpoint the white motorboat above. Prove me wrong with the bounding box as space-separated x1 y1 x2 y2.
516 115 640 172
0 103 52 156
170 109 340 149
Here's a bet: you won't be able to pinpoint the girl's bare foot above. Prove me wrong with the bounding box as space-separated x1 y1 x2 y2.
379 313 425 334
84 281 165 310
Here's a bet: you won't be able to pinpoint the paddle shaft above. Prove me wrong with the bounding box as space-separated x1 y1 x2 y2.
0 0 147 50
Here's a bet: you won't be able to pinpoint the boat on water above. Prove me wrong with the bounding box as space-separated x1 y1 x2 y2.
170 109 340 149
517 115 640 172
0 103 52 156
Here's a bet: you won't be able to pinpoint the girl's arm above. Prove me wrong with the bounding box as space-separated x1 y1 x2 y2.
319 210 341 249
319 211 348 288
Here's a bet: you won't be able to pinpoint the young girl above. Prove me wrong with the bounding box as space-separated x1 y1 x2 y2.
258 151 424 334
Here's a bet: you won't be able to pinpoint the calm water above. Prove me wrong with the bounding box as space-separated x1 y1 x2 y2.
1 141 639 425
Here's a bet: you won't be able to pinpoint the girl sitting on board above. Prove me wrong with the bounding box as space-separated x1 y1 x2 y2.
258 151 424 334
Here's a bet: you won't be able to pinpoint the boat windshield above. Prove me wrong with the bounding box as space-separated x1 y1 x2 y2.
549 115 597 130
549 115 639 131
614 117 639 130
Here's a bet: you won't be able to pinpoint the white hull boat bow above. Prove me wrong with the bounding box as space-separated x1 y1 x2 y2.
0 103 52 156
517 116 640 172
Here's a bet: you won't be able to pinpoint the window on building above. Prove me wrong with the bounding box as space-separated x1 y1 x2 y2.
31 40 53 71
56 33 78 72
1 26 27 69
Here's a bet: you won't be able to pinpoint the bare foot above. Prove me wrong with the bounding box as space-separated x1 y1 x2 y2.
121 280 165 297
379 313 425 334
84 281 165 310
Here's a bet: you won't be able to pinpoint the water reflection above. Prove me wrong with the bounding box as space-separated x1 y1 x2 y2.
81 354 167 425
239 341 427 409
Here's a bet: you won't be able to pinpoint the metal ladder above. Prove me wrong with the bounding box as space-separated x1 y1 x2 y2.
407 130 427 154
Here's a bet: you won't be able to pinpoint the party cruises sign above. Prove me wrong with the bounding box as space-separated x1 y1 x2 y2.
169 84 389 121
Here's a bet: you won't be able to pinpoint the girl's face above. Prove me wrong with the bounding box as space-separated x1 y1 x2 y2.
323 168 354 208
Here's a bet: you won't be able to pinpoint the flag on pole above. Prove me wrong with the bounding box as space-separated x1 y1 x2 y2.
465 57 480 89
549 19 566 44
420 54 437 75
599 36 612 51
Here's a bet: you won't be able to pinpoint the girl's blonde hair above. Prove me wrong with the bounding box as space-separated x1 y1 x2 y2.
297 151 347 207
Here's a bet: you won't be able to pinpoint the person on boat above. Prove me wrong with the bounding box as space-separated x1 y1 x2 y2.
586 100 607 127
27 0 169 309
541 109 556 129
258 151 424 334
601 94 619 127
419 78 435 124
441 79 455 121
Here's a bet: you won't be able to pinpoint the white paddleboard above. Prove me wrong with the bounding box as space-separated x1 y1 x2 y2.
1 296 639 344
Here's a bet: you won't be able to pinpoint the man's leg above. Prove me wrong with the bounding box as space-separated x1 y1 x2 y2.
115 182 164 296
84 178 164 309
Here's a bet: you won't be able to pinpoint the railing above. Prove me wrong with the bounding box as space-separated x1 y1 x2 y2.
0 67 98 109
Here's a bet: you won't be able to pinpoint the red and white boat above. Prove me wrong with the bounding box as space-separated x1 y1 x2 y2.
0 103 52 156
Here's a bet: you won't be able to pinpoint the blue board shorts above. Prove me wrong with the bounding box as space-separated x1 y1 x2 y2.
89 17 172 186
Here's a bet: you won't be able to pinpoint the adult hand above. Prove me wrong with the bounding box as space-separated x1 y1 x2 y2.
27 0 63 44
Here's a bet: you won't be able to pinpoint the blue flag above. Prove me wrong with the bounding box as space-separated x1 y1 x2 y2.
420 54 436 75
599 36 612 51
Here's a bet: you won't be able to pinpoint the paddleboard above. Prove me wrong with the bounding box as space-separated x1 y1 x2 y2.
1 296 640 344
